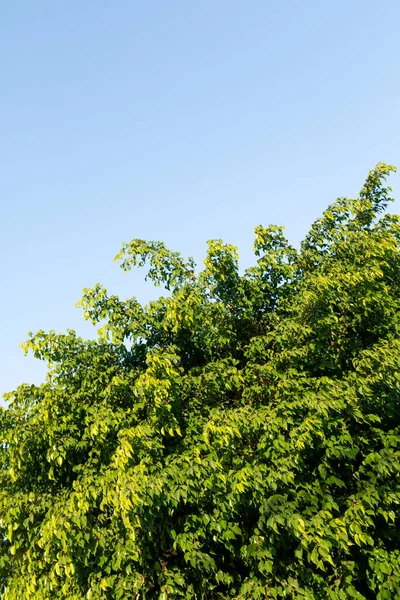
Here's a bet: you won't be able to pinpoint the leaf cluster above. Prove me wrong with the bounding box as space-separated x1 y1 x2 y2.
1 164 400 599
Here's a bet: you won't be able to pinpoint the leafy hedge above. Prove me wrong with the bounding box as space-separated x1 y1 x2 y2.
1 164 400 599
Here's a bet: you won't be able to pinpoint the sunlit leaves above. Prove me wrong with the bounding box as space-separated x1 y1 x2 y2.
1 164 400 598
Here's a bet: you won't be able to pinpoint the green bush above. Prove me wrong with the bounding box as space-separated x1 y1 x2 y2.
1 164 400 599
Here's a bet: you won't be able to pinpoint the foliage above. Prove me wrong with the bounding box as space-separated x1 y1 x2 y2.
1 164 400 599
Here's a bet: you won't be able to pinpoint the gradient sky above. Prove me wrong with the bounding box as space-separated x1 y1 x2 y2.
1 0 400 396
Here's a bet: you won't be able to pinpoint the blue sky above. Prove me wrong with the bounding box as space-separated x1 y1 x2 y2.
1 0 400 395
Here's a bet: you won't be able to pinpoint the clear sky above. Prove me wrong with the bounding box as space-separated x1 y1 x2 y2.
1 0 400 396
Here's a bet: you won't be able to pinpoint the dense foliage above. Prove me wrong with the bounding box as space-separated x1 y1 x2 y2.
1 164 400 599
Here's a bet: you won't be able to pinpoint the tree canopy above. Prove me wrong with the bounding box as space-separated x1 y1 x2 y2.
1 164 400 599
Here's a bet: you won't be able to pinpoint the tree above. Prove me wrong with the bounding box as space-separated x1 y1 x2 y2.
1 164 400 599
